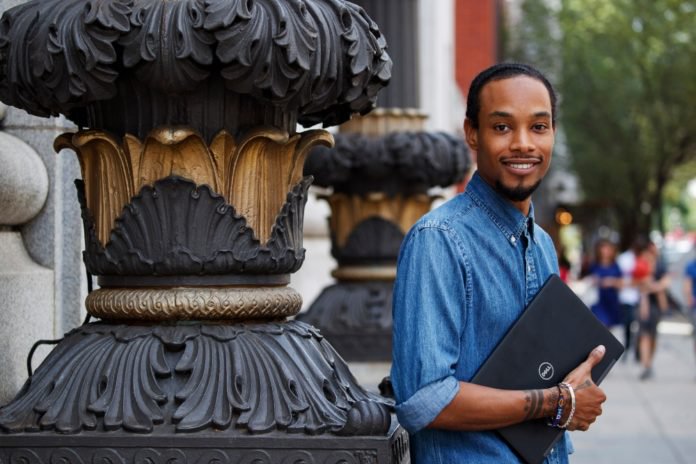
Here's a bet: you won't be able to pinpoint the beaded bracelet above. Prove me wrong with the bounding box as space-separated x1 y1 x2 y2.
558 382 576 429
548 384 565 428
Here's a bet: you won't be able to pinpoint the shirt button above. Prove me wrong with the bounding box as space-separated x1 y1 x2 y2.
510 236 516 244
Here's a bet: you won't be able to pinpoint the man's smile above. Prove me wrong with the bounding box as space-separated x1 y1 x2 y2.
501 157 542 174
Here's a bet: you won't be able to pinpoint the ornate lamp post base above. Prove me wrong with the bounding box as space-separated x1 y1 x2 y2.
301 281 395 362
0 428 409 464
0 0 405 461
0 321 409 463
299 126 470 362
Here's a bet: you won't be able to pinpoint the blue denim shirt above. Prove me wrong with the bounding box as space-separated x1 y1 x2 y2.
391 172 572 464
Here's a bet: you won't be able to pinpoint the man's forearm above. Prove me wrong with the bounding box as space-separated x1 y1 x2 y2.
428 382 558 431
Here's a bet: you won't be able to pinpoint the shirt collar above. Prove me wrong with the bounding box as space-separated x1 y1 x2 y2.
466 171 537 247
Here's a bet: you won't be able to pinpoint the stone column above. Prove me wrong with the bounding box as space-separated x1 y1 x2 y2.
0 1 409 462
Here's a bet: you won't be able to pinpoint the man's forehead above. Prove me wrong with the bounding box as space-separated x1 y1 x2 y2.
479 76 552 115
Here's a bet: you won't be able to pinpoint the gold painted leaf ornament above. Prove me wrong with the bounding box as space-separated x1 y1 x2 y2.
55 127 334 247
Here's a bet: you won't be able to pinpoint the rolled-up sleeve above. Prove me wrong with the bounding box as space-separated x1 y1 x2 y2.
391 224 468 433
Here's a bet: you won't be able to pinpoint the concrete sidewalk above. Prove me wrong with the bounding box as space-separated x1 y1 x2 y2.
349 315 696 464
569 317 696 464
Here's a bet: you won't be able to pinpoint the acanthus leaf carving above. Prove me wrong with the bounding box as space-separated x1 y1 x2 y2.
0 327 170 435
0 322 392 437
305 131 470 195
0 0 391 128
63 127 332 249
87 336 170 433
120 0 214 93
55 131 135 249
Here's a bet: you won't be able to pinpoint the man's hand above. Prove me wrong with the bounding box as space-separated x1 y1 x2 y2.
561 345 607 431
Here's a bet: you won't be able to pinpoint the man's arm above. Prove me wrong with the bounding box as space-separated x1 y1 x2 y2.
429 345 607 432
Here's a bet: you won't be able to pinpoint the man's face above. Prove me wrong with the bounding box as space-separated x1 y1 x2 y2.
464 76 555 210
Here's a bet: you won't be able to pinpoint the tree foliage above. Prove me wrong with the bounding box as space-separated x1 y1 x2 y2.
506 0 696 248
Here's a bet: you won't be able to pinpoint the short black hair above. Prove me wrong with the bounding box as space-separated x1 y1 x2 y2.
465 63 557 129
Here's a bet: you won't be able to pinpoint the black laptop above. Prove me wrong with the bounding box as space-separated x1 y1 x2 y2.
471 274 624 464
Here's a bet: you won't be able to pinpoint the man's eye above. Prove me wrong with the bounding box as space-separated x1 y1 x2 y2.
533 123 549 131
493 124 508 132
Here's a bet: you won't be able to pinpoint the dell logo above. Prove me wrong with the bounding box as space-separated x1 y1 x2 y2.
538 362 554 381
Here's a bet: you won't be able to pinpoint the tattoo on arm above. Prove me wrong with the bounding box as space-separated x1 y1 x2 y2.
523 389 545 420
544 387 559 416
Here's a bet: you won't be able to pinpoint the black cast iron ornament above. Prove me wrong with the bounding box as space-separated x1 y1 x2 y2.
0 0 392 139
308 131 470 264
0 0 408 462
0 322 390 435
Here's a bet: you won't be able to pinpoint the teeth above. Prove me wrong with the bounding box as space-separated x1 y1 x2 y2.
508 163 533 169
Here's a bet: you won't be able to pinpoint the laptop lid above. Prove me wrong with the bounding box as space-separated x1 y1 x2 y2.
471 274 624 464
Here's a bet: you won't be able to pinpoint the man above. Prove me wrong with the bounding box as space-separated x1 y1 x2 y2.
391 63 607 463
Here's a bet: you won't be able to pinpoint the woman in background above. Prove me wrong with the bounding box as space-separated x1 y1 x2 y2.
589 239 624 327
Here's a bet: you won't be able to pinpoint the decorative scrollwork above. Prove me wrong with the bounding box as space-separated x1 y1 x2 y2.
9 449 43 464
85 286 302 321
305 131 471 196
193 451 228 464
0 321 392 436
0 0 391 129
49 449 85 464
237 451 272 464
322 451 358 464
280 451 316 464
91 449 127 464
133 449 187 464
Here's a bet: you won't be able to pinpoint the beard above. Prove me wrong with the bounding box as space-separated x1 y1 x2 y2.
495 179 542 202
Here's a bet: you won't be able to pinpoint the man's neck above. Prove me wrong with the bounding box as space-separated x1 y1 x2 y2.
509 198 531 216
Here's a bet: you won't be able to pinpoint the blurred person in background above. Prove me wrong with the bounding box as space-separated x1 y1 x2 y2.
589 239 623 327
616 237 648 361
636 242 671 380
682 255 696 369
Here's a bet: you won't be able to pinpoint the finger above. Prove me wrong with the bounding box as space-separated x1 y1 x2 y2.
583 345 606 369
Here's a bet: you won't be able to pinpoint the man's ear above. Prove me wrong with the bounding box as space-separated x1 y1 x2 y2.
463 118 478 151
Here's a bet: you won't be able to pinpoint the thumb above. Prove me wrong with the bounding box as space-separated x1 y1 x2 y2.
584 345 606 368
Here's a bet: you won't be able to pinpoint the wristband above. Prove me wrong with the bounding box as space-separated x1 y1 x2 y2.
547 384 565 428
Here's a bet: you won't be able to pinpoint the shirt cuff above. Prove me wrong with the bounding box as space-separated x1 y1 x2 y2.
395 376 460 433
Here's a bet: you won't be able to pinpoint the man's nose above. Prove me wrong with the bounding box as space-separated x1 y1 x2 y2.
510 130 536 153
